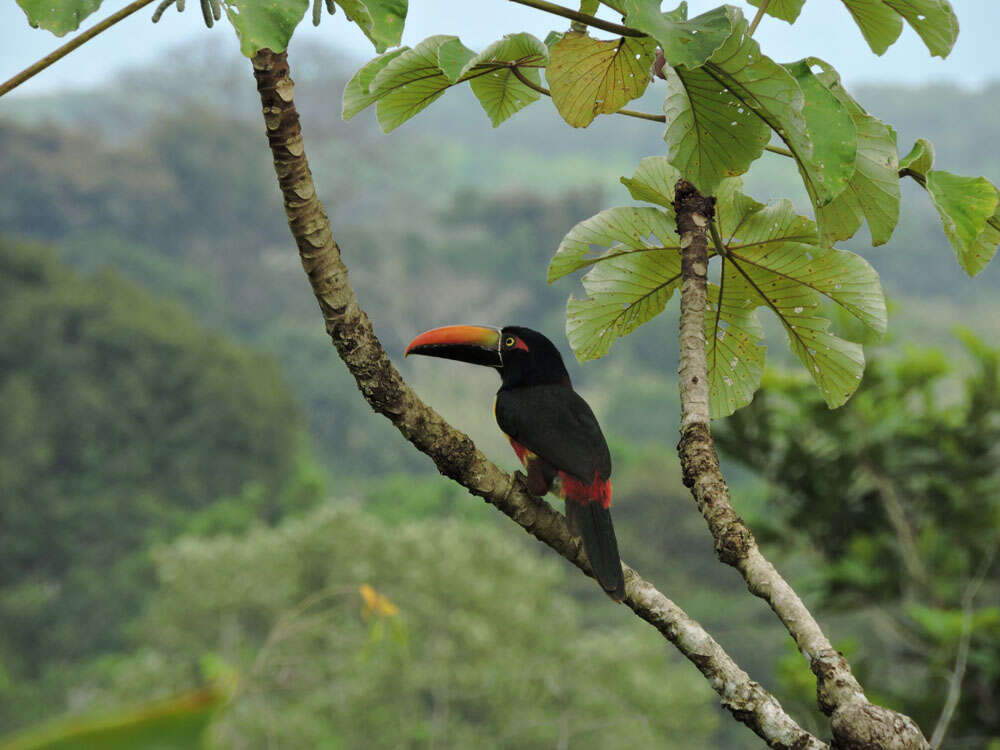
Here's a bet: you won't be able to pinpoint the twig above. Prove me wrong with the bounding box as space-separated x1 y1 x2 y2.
748 0 771 36
250 48 824 750
929 545 997 748
0 0 160 98
509 64 664 123
508 0 646 37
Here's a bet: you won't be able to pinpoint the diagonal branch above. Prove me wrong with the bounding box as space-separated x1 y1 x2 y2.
672 178 930 749
250 47 823 750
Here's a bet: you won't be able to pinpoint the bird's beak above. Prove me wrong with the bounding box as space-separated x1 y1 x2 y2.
405 325 503 368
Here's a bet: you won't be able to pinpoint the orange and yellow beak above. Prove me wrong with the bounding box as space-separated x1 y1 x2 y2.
405 325 502 368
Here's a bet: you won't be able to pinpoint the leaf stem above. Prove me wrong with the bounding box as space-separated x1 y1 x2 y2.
508 0 646 37
709 216 728 257
748 0 771 36
0 0 160 98
765 144 793 158
509 65 666 123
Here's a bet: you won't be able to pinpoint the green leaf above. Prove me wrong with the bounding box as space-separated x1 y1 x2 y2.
812 60 900 245
369 36 463 132
782 60 857 214
716 185 886 407
619 155 683 209
566 245 683 361
224 0 309 57
925 170 1000 277
705 280 765 419
622 1 733 69
661 63 771 194
336 0 407 53
437 37 477 82
459 33 548 127
15 0 101 36
898 137 934 176
546 32 658 128
342 48 409 120
555 169 884 412
1 684 226 749
548 206 678 282
883 0 959 58
745 0 805 23
840 0 904 55
693 12 851 214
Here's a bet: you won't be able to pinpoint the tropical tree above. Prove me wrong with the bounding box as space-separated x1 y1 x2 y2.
6 0 998 745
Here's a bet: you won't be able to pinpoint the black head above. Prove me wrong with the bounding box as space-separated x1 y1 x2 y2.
497 326 571 390
405 324 572 390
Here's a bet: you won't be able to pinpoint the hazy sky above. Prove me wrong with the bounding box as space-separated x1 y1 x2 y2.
2 0 997 96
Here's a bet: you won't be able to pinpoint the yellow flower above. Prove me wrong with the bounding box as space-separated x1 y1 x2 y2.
359 584 399 619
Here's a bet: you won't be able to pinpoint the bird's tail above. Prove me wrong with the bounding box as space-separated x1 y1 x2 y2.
566 500 626 601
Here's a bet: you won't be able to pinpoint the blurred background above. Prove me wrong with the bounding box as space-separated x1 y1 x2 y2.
1 1 999 747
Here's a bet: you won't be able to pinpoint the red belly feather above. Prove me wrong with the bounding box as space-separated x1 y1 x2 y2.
508 437 611 509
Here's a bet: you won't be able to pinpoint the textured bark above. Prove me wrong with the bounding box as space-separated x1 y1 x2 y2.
251 49 822 749
672 179 929 749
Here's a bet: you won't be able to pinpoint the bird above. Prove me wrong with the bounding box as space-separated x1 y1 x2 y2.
405 324 626 601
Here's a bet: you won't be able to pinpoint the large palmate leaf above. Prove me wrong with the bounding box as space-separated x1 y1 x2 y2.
840 0 904 55
810 60 900 245
621 1 733 69
368 35 473 132
781 60 857 216
715 183 885 408
883 0 958 58
895 141 1000 277
705 279 766 419
336 0 407 53
552 158 885 416
342 48 409 120
223 0 309 57
661 62 771 195
690 9 852 216
925 171 1000 277
840 0 957 58
548 206 678 282
745 0 806 23
459 33 548 127
15 0 101 35
546 32 658 128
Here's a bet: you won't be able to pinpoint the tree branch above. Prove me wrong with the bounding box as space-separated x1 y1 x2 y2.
507 0 645 37
0 0 159 98
672 178 930 749
250 48 823 750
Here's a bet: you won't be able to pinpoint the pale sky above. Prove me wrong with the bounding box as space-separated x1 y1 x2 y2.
1 0 997 96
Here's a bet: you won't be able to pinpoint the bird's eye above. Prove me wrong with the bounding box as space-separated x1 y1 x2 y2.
504 336 516 348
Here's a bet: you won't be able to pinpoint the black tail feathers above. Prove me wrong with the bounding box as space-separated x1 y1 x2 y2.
566 501 626 601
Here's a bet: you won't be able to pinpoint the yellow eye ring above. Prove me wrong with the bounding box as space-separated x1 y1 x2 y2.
505 337 515 347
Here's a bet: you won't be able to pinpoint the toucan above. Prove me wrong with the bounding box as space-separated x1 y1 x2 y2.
405 325 626 601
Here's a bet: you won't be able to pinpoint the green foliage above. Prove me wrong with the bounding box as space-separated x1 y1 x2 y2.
621 2 732 69
716 338 1000 741
745 0 805 23
0 238 314 713
462 33 548 127
841 0 905 55
0 684 226 750
222 0 309 57
811 61 900 246
550 157 885 415
547 32 657 128
81 506 719 748
336 0 407 53
925 171 1000 277
15 0 101 36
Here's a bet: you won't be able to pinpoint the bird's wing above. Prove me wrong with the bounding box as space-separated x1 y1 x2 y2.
495 384 611 482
